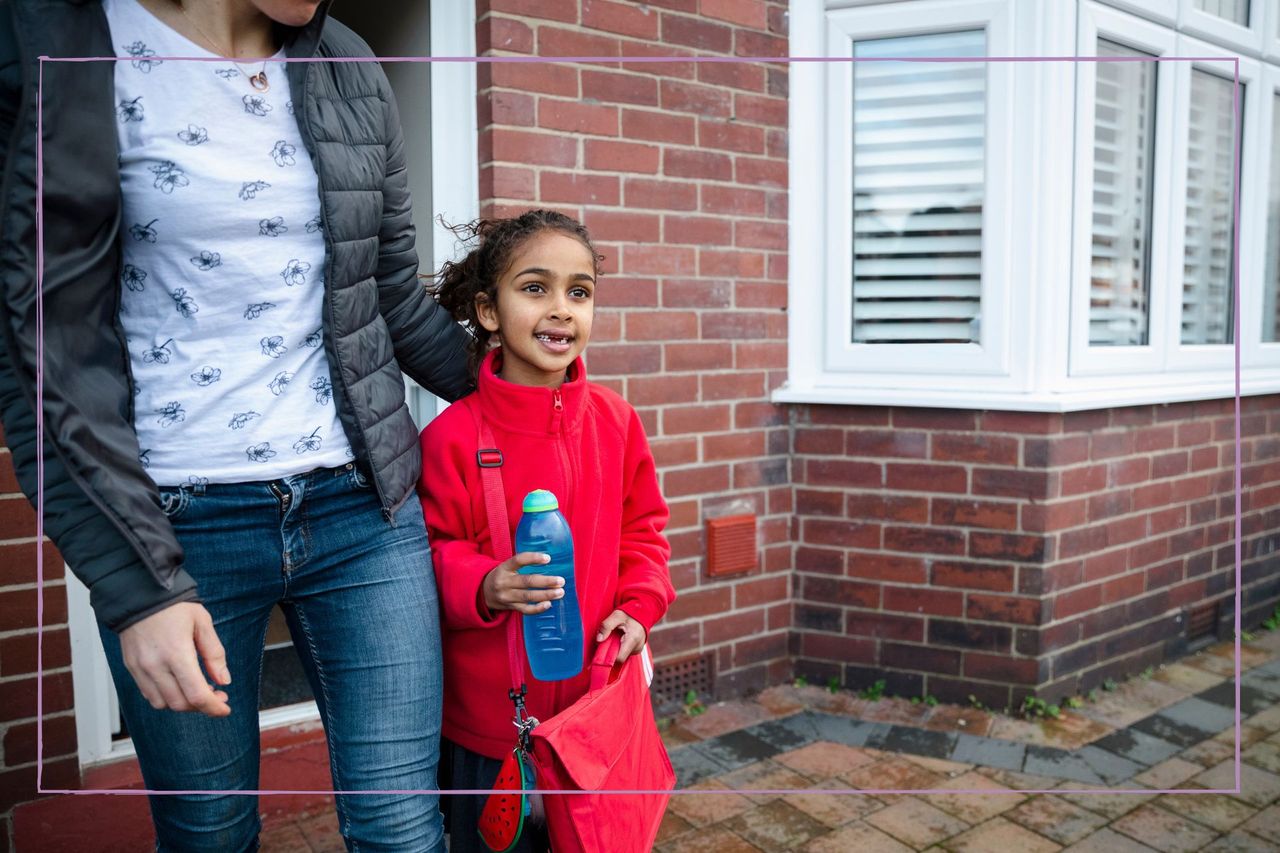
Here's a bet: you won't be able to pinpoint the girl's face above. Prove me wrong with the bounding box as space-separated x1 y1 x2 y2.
477 231 596 388
249 0 325 27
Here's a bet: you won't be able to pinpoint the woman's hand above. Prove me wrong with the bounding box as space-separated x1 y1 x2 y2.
482 553 565 615
597 610 646 664
119 602 231 716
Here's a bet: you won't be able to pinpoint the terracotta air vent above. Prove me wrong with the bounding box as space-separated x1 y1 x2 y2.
706 513 758 577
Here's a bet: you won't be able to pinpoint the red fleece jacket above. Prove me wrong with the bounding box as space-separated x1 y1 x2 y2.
418 349 676 759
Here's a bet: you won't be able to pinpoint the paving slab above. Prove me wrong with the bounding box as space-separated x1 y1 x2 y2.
875 725 957 760
1133 757 1205 788
1003 795 1111 846
1157 697 1239 738
950 733 1027 771
864 798 970 848
1200 830 1279 852
807 713 893 749
670 745 732 787
694 729 782 770
747 714 818 751
801 820 913 853
720 799 830 851
1023 746 1105 785
1197 682 1276 716
1131 713 1216 750
1074 744 1146 785
941 816 1063 852
1059 827 1159 852
1193 761 1280 807
772 741 878 780
1157 792 1258 833
927 770 1028 824
1111 803 1220 853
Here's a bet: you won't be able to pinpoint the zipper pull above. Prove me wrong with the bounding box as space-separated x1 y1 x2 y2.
553 389 563 412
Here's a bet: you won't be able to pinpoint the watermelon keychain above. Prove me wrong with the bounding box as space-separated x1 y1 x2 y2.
478 748 534 852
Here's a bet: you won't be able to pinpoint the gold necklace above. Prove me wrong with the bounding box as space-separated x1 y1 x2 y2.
177 4 271 92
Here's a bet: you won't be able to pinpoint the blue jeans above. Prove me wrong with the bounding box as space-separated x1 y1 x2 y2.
99 464 445 852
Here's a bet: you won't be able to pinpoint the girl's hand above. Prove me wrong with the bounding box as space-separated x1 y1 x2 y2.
482 553 565 615
597 610 646 664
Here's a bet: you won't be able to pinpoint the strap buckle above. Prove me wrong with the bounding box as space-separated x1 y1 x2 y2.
477 448 504 468
510 684 538 751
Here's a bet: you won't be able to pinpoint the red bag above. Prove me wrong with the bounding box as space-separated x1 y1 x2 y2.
474 415 675 853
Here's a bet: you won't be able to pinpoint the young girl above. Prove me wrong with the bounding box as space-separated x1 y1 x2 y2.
418 210 676 852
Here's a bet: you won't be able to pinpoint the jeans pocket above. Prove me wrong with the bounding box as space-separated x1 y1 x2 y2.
346 464 373 491
158 487 191 520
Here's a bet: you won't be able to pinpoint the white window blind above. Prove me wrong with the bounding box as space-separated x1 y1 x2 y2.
1265 91 1280 343
1090 40 1157 347
1181 69 1239 345
851 30 986 344
1193 0 1249 26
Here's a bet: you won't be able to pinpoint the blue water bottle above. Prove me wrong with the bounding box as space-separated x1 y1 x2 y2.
515 489 583 681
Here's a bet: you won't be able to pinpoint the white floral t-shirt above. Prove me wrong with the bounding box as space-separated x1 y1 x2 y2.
104 0 353 486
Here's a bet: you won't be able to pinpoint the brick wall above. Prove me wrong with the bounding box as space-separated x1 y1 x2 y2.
792 395 1280 712
0 425 79 850
476 0 795 696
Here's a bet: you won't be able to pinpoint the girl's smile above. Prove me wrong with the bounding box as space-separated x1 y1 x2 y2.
477 232 596 388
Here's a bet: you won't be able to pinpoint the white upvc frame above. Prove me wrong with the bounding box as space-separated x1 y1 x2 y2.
1266 0 1280 60
1098 0 1180 26
1248 66 1280 363
821 0 1015 381
69 0 479 771
1070 3 1179 377
1164 36 1260 371
1179 0 1266 55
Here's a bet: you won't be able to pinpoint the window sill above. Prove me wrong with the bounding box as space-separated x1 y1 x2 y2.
772 372 1280 412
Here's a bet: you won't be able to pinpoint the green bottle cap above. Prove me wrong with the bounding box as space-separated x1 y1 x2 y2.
522 489 559 513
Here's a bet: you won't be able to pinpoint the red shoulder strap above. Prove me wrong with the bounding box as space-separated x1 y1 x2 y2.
470 404 527 697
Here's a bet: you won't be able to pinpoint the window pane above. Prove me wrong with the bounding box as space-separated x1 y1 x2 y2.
1265 93 1280 342
1182 70 1240 345
1090 41 1157 347
851 30 986 344
1193 0 1249 26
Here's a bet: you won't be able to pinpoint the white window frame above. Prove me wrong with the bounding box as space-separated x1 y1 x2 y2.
1179 0 1265 55
1244 65 1280 364
1069 3 1179 376
69 0 478 771
1097 0 1180 26
1266 0 1280 60
1165 37 1259 371
821 0 1016 382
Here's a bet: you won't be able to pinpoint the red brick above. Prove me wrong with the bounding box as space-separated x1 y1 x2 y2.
735 282 787 309
768 3 788 35
702 311 784 340
983 411 1062 435
583 139 660 174
847 553 926 584
3 714 77 765
702 371 765 401
1021 499 1088 532
0 587 67 631
931 561 1015 592
480 164 536 200
804 519 880 549
664 216 734 247
661 13 733 51
884 526 966 556
698 118 765 154
620 41 697 78
660 80 732 118
539 171 619 205
1060 525 1108 559
735 28 787 58
732 575 788 612
1091 431 1133 460
1102 573 1145 605
1109 457 1151 486
701 184 766 215
488 129 577 167
586 343 662 375
582 0 659 38
0 629 71 678
796 487 843 515
537 26 620 59
1083 547 1129 582
649 622 701 656
1064 409 1110 431
0 671 73 723
895 409 977 431
0 541 63 586
796 547 844 574
624 177 698 210
1024 435 1089 468
885 463 967 494
701 0 767 27
582 210 660 243
0 496 36 540
698 62 766 92
967 594 1041 625
970 532 1045 562
804 576 880 610
802 633 876 663
845 430 928 459
596 276 658 308
699 248 765 278
803 459 882 488
621 244 696 276
1191 445 1219 471
487 0 578 22
1128 538 1170 570
664 148 733 180
964 653 1040 684
628 311 700 343
483 89 536 127
649 437 698 468
846 494 929 524
847 612 925 642
932 498 1018 530
884 586 964 617
665 464 730 497
629 374 698 407
735 156 787 188
1132 481 1173 511
665 341 732 370
735 220 787 251
665 586 732 622
581 69 660 106
1061 464 1108 495
537 98 618 136
703 432 765 461
766 127 786 158
1177 421 1213 447
734 631 789 667
1053 584 1103 620
933 434 1019 466
624 108 697 144
1134 425 1177 452
735 401 787 429
734 92 788 126
479 16 534 54
1149 505 1187 535
1087 491 1131 522
663 404 732 435
484 62 578 97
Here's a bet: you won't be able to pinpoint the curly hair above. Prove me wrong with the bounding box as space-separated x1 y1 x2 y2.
429 209 602 380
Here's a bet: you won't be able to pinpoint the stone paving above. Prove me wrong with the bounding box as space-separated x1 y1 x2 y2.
256 633 1280 851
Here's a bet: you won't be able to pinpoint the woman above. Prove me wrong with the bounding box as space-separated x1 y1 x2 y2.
0 0 468 849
